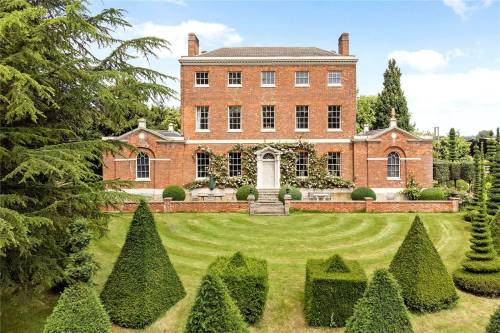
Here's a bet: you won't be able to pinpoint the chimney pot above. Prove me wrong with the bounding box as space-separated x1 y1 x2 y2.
138 118 146 129
188 33 199 56
338 32 349 56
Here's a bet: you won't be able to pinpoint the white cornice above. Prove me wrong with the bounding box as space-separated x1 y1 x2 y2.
179 56 358 66
185 138 352 144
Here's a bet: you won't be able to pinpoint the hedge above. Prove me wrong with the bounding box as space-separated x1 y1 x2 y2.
278 186 302 202
185 273 249 333
433 160 474 184
100 201 185 328
208 252 269 325
345 269 414 333
389 216 458 312
43 284 111 333
433 160 450 184
162 185 186 201
236 185 259 201
486 307 500 333
419 188 445 200
351 187 376 201
305 254 367 327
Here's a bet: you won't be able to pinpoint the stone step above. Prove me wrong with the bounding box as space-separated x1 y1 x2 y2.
251 201 286 215
257 189 280 202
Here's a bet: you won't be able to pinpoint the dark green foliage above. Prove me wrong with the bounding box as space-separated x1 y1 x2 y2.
461 161 475 184
402 177 422 200
208 252 269 324
485 307 500 333
351 187 376 200
43 284 111 333
162 185 186 201
452 269 500 297
449 128 458 161
419 188 445 200
345 269 414 333
492 212 500 254
62 219 96 285
305 255 367 327
465 203 498 262
100 201 185 328
450 162 461 182
488 146 500 216
486 138 497 162
185 273 249 333
278 186 302 202
389 216 458 312
235 185 259 201
433 160 451 184
373 59 413 131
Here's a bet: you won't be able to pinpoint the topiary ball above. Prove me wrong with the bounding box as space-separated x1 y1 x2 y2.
162 185 186 201
351 187 376 201
278 186 302 203
420 188 445 200
236 185 259 201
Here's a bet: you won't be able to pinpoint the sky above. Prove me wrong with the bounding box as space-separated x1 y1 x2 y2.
90 0 500 136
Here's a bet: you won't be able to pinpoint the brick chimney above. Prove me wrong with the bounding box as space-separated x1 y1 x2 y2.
338 33 349 56
188 33 199 56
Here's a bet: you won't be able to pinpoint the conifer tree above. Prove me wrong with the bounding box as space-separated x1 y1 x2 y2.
485 306 500 333
185 273 249 333
448 128 458 161
389 216 458 312
466 145 482 220
345 269 413 333
100 201 185 328
488 146 500 216
373 59 413 131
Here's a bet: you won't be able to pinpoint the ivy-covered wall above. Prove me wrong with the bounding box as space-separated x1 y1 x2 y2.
184 143 353 190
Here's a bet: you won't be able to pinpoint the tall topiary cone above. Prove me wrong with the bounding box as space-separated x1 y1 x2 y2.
44 284 112 333
100 200 185 328
488 145 500 216
485 306 500 333
185 273 249 333
466 145 482 221
389 215 458 312
345 269 413 333
486 137 497 162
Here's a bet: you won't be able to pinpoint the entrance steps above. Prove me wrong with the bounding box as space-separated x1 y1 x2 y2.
257 189 280 202
251 189 284 215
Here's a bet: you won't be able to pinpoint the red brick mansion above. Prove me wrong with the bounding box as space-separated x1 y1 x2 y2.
103 33 433 199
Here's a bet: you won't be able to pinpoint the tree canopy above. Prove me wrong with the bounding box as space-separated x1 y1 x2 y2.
356 95 377 133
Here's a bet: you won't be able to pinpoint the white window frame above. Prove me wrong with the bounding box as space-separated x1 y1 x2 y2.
387 152 401 180
295 105 309 132
136 152 150 181
296 151 309 177
295 71 309 87
228 152 242 177
327 152 341 177
227 71 242 87
328 71 342 87
196 152 210 179
196 106 210 132
261 71 276 87
261 105 275 132
228 106 242 132
195 72 209 87
327 105 342 132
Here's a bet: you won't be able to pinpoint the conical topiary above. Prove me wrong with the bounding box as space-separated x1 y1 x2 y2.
486 137 497 162
488 146 500 216
100 200 185 328
325 253 350 273
345 269 413 333
389 215 458 312
485 306 500 333
185 273 249 333
43 283 112 333
466 145 483 221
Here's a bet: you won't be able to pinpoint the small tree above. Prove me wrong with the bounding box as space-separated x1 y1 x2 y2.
100 201 185 328
488 146 500 216
185 273 249 333
43 284 112 333
345 269 413 333
389 216 458 312
448 128 458 162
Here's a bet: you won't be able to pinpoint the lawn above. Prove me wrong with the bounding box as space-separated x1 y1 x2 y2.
2 212 499 332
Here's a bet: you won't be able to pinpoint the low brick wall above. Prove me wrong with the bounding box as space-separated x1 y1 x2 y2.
102 200 248 213
289 201 366 213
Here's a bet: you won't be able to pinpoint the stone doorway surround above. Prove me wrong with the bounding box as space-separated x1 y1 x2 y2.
255 146 282 189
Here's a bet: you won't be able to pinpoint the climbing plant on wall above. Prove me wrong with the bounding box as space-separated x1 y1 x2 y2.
184 143 353 190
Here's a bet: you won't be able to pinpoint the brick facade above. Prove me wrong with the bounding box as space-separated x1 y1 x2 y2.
102 33 433 195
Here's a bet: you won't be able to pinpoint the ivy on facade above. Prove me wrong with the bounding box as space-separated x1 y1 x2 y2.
184 143 353 190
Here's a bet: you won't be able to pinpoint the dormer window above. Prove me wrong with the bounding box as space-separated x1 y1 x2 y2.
228 72 242 86
195 72 209 86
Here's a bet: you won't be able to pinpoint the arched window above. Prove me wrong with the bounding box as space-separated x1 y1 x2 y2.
387 152 400 178
136 152 150 179
263 153 275 160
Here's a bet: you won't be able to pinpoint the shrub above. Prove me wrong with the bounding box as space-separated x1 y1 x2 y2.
419 187 445 200
162 185 186 201
433 160 450 184
452 269 500 297
460 161 474 184
389 216 458 312
235 185 259 201
208 252 268 324
185 273 249 333
351 187 376 201
100 201 185 328
304 254 367 327
278 186 302 202
402 177 422 200
486 307 500 333
345 269 414 333
43 284 111 333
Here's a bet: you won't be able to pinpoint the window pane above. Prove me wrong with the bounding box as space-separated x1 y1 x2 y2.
228 106 241 130
196 106 209 130
387 152 400 178
196 72 209 85
136 152 149 179
328 105 341 129
295 71 309 85
328 71 341 85
296 152 309 177
327 152 341 177
262 105 275 129
228 72 241 85
228 152 242 177
261 71 275 85
296 105 309 129
196 152 210 178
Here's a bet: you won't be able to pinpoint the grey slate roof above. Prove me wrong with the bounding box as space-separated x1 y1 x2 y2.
196 47 338 57
154 129 182 137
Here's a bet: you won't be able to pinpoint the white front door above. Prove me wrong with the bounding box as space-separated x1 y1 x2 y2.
262 160 275 188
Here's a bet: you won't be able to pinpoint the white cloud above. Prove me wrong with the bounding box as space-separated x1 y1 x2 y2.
163 0 187 6
126 20 243 58
388 49 466 72
402 68 500 135
443 0 493 19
